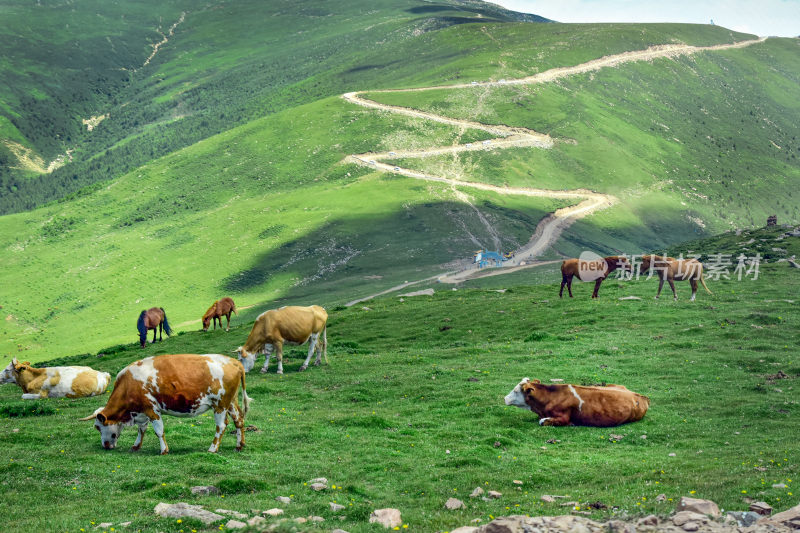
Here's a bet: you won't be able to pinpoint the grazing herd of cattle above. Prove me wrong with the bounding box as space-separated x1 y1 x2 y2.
1 254 714 453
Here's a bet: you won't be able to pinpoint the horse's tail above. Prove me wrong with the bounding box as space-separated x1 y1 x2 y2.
232 302 238 315
700 272 713 294
137 310 148 344
160 308 173 336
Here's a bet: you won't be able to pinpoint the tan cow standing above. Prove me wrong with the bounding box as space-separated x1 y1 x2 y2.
0 358 110 400
504 378 649 427
236 305 328 374
639 255 712 301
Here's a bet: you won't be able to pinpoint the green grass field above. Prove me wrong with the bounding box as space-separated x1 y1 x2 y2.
2 237 798 531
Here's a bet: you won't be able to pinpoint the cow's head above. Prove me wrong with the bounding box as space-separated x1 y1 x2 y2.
504 377 539 410
236 346 255 372
80 407 123 450
0 358 17 384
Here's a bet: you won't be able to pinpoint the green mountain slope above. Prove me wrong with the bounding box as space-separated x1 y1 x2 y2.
0 0 546 213
1 10 798 363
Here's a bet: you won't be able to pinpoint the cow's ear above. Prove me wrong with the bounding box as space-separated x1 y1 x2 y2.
96 413 106 425
12 357 18 365
531 379 541 384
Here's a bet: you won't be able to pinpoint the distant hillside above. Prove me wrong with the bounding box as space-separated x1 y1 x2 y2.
0 0 547 214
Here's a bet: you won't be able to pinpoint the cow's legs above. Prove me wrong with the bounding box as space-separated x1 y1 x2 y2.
559 276 567 298
208 410 228 453
567 277 574 298
668 279 677 300
689 279 698 302
300 333 319 371
592 279 603 298
131 423 148 452
260 344 274 373
539 412 571 426
655 278 665 299
275 342 285 374
229 402 245 451
151 416 169 455
320 327 328 365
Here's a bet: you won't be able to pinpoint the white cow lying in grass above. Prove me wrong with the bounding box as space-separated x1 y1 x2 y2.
0 357 110 400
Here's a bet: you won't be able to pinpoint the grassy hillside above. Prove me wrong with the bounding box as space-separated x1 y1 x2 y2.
368 36 800 256
4 18 794 363
2 255 798 532
0 0 546 213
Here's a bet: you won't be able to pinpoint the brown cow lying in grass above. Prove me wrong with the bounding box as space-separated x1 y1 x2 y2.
0 358 110 400
639 255 712 301
236 305 328 374
504 378 649 427
560 255 631 298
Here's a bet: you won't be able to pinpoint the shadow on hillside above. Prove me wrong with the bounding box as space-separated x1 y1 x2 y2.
222 199 548 305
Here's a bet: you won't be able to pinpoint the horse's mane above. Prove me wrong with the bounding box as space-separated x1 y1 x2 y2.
137 310 148 343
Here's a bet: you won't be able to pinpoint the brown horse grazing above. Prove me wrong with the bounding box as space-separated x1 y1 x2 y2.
202 297 237 332
137 307 173 348
639 255 712 301
560 255 631 298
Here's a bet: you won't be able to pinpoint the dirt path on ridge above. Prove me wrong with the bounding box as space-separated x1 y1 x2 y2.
341 37 766 304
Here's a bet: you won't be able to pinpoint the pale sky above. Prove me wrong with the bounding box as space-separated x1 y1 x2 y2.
491 0 800 37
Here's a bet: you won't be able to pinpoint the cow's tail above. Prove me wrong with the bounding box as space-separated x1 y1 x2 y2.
160 308 173 336
699 272 713 294
240 371 251 417
137 310 148 344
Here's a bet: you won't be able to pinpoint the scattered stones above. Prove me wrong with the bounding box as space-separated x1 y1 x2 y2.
493 441 502 448
619 296 642 300
190 485 219 496
560 501 579 507
294 517 307 524
672 511 708 527
118 522 131 528
750 501 773 515
609 434 624 441
309 477 328 484
513 480 523 485
225 519 246 529
247 516 265 527
330 502 346 512
762 503 800 527
773 483 788 489
451 527 478 533
487 491 502 499
669 453 677 457
369 508 402 529
681 520 700 531
263 508 284 517
445 498 466 510
470 487 485 498
637 515 659 526
216 509 248 520
727 511 760 527
541 495 556 503
678 497 721 517
275 496 291 504
310 515 325 522
95 523 113 529
656 494 667 502
310 482 327 491
331 530 350 533
154 502 225 525
399 288 434 297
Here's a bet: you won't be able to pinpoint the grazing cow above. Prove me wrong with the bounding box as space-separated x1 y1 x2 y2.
236 305 328 374
79 354 250 454
504 378 649 427
202 297 237 332
560 255 631 298
639 255 712 301
0 358 110 400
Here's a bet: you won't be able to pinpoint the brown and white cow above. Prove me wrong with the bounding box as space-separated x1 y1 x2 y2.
79 354 250 454
560 255 631 298
236 305 328 374
639 255 712 301
504 378 649 427
0 358 110 400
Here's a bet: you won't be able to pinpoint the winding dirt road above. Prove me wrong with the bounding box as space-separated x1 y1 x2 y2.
342 37 766 304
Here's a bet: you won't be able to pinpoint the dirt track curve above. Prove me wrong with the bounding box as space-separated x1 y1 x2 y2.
343 37 766 305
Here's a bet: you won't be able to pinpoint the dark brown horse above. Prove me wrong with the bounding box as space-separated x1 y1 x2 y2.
560 255 631 298
202 297 237 331
137 307 173 347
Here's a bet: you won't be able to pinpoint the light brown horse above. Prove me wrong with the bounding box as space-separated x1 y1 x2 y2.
560 255 631 298
202 297 237 332
639 255 712 301
137 307 173 348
